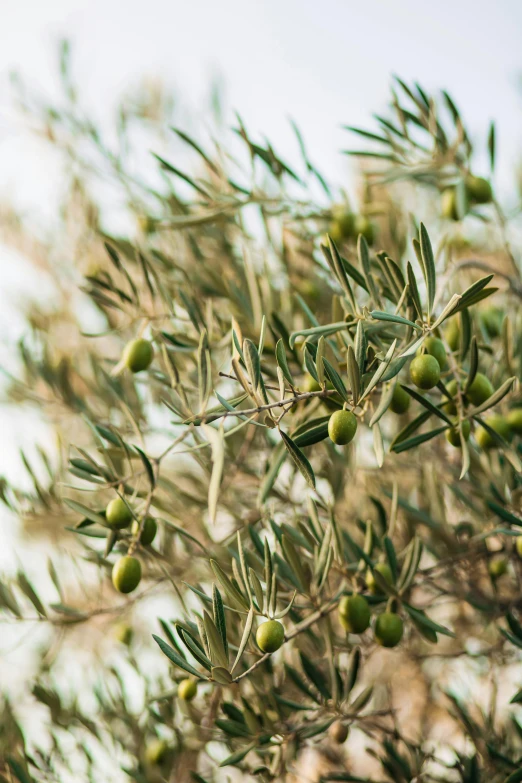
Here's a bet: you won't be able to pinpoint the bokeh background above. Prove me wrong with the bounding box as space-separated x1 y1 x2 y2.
1 0 522 777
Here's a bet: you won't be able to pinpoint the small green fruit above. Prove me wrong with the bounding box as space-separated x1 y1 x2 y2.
114 622 133 646
339 594 371 634
145 738 169 765
409 354 441 390
105 497 133 530
132 516 157 546
481 306 503 338
303 375 321 393
441 188 459 220
506 408 522 436
476 414 511 449
123 338 154 373
489 557 508 579
374 612 404 648
465 175 493 204
328 410 357 445
516 537 522 559
419 337 447 370
366 563 393 595
112 555 142 594
443 379 459 415
445 319 461 352
389 384 411 415
466 372 494 407
256 620 285 653
445 419 471 447
329 720 349 744
353 214 375 245
178 678 198 701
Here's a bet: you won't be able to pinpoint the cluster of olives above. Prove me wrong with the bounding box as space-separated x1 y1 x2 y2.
328 205 376 246
105 497 158 594
441 174 493 221
339 584 403 648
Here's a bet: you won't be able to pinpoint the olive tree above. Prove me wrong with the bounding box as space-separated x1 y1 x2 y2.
1 53 522 783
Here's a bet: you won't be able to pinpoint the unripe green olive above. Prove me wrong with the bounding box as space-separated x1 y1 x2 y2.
441 188 459 220
516 537 522 559
366 562 393 595
389 384 411 415
476 414 511 449
339 594 371 634
489 557 508 579
409 354 440 390
105 497 133 530
445 419 471 447
114 622 133 646
303 375 321 393
466 372 494 407
374 612 404 648
328 720 349 744
443 379 459 415
132 516 157 546
506 408 522 436
123 338 154 373
328 410 357 445
445 319 461 352
481 306 503 339
418 337 447 370
145 738 169 765
465 175 493 204
353 214 375 245
112 555 142 594
178 678 198 701
256 620 285 653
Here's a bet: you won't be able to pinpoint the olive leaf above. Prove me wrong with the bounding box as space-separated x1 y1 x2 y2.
230 607 254 674
280 431 316 489
202 423 225 524
152 634 205 679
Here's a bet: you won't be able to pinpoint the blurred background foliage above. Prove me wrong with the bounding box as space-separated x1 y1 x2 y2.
1 42 522 783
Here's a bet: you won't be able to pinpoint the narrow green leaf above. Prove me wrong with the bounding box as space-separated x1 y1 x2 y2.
280 431 316 489
419 223 436 317
152 634 204 678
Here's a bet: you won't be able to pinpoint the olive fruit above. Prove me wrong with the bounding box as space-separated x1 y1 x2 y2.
105 497 133 530
445 419 471 447
366 562 393 595
123 338 154 373
374 612 404 648
443 379 459 415
328 410 357 445
353 214 375 245
489 557 508 579
339 594 371 634
145 738 169 765
465 175 493 204
506 408 522 436
132 516 157 546
475 414 511 449
114 622 133 646
303 375 321 393
418 337 447 370
329 720 349 744
178 678 198 701
516 537 522 559
328 207 355 244
441 188 459 221
256 620 285 653
389 384 411 415
445 319 461 352
409 355 440 390
466 372 494 407
481 306 503 338
112 555 142 594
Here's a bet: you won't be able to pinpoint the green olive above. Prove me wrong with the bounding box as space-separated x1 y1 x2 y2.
441 188 459 220
329 720 349 744
374 612 404 648
112 555 142 594
475 414 511 449
144 738 169 765
466 373 494 407
114 622 133 646
445 419 471 447
488 557 508 579
178 678 198 701
303 375 321 393
328 410 357 445
389 384 411 415
256 620 285 653
516 537 522 559
465 175 493 204
418 337 447 370
481 306 503 338
354 214 375 245
339 594 371 634
366 563 393 595
443 379 459 415
123 338 154 373
506 408 522 436
445 319 461 352
409 355 441 390
132 516 157 546
105 497 133 530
